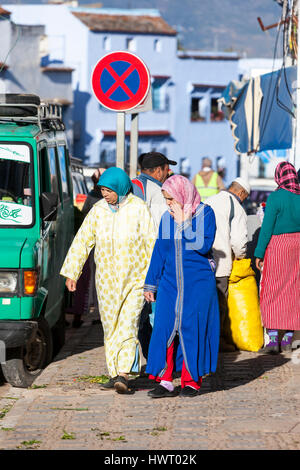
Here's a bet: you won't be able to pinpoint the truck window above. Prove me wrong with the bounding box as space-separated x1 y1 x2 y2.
57 145 71 199
72 175 80 196
48 147 62 202
0 143 34 226
39 146 51 193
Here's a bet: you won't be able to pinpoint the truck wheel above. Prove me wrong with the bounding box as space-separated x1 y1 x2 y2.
1 317 53 388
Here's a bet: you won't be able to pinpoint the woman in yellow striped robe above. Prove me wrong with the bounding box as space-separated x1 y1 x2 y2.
60 167 155 393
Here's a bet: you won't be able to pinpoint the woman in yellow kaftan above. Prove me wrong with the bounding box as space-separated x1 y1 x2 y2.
60 167 155 394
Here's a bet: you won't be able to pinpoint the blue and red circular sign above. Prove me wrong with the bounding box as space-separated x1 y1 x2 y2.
91 51 150 112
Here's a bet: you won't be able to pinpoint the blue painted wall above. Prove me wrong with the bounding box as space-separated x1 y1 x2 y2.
174 53 239 184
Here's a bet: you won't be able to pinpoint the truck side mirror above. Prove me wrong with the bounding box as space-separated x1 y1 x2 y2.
40 192 58 221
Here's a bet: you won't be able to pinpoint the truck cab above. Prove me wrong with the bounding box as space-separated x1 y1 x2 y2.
0 94 74 387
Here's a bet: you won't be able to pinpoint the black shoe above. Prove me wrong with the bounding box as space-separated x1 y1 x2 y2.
148 384 179 398
114 375 131 394
99 377 117 389
179 386 200 397
130 377 156 391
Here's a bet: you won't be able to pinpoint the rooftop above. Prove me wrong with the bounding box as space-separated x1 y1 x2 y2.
71 8 176 35
0 6 10 16
71 7 162 17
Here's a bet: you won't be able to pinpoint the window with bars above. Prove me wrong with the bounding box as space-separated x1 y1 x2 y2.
103 36 111 51
154 39 162 52
126 37 136 52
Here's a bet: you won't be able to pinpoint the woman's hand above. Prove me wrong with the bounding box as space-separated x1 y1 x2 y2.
170 200 191 224
255 258 264 271
144 291 155 303
66 278 77 292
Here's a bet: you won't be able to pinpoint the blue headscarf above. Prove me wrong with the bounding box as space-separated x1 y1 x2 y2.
97 167 132 203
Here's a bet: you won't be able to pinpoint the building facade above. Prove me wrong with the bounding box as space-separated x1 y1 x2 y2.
5 4 240 184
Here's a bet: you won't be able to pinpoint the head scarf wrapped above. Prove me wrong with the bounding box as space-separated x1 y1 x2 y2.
274 161 300 195
162 174 201 215
97 167 132 202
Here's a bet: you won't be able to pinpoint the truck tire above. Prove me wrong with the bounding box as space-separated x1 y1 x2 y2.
1 316 53 388
0 93 40 117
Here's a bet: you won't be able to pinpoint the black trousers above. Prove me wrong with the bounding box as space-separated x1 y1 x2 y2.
138 302 153 360
216 276 234 343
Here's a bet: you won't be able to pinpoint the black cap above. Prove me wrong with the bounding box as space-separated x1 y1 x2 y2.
138 152 177 169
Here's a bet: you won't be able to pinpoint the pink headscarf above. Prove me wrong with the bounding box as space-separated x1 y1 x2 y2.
162 174 201 215
274 161 300 195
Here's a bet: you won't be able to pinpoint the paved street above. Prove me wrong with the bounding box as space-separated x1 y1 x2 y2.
1 307 300 451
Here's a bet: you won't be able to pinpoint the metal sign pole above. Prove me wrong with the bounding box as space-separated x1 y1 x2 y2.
116 112 125 169
129 113 139 178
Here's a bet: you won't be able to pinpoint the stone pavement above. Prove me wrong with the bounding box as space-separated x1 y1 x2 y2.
1 307 300 451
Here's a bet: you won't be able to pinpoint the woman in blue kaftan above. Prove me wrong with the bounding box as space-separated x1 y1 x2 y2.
144 174 220 398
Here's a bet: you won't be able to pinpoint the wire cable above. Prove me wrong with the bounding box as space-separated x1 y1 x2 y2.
280 0 295 105
0 15 21 75
258 2 296 150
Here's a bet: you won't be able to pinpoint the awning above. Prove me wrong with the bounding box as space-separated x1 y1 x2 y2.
219 66 296 154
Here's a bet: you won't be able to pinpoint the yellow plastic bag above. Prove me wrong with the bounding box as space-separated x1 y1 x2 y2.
227 259 263 352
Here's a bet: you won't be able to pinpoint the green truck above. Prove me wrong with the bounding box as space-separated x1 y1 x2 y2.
0 94 74 387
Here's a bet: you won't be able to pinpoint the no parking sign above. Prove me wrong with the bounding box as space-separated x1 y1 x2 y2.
91 51 150 112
